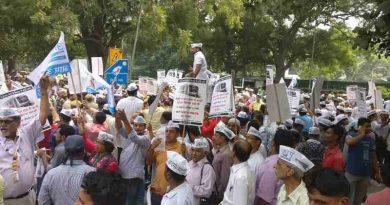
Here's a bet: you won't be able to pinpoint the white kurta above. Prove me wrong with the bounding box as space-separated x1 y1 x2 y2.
247 151 265 174
220 162 255 205
193 51 208 80
161 182 195 205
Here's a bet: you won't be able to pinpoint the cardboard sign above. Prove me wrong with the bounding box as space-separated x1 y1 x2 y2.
356 87 367 118
0 86 39 127
138 77 148 94
147 78 158 95
166 69 179 87
346 85 358 101
91 57 104 76
310 77 324 110
209 76 234 118
287 88 301 110
266 65 274 85
108 48 123 66
157 70 166 84
172 78 207 126
368 81 376 98
266 83 291 123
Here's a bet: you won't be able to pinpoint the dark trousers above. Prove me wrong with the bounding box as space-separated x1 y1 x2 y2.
125 178 143 205
151 192 162 205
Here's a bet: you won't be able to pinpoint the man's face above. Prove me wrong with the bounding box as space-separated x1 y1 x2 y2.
191 147 206 162
246 134 260 151
325 128 336 144
134 123 146 134
274 159 291 180
309 188 349 205
166 128 178 143
191 47 198 54
361 122 372 135
212 132 225 146
0 117 20 137
74 188 93 205
228 122 238 133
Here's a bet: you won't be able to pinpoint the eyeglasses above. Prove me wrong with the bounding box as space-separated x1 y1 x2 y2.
0 119 16 125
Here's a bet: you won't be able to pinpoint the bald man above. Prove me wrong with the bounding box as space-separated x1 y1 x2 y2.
220 140 255 205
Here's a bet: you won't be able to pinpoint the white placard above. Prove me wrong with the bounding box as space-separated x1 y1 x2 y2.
0 60 5 84
356 87 367 118
91 57 104 76
157 70 166 83
346 85 358 101
374 90 384 110
146 78 158 95
266 83 291 123
209 75 234 118
287 88 301 110
310 77 324 110
172 78 207 126
138 76 148 94
166 69 178 87
266 65 274 85
0 86 39 127
368 81 376 98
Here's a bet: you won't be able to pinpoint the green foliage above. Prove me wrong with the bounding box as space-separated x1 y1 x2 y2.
377 86 390 99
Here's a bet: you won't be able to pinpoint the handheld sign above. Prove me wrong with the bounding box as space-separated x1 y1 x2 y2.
209 75 234 118
310 77 324 110
266 83 291 123
172 78 207 126
266 65 274 85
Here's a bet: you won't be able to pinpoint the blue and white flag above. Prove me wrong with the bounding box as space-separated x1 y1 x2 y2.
27 32 71 86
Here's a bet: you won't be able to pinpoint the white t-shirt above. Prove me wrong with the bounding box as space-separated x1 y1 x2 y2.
193 51 208 80
116 96 143 121
161 182 195 205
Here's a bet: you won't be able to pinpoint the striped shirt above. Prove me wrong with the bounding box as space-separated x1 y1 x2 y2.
38 160 95 205
119 128 150 180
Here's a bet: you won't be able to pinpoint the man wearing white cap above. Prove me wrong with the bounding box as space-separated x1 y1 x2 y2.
116 83 143 159
190 43 208 80
146 121 185 205
246 127 265 173
212 122 234 203
1 76 51 205
220 140 255 205
274 145 314 205
186 138 216 205
116 112 151 205
161 151 194 205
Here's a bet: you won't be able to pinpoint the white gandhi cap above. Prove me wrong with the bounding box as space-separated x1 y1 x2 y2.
166 151 189 176
191 43 203 48
279 145 314 173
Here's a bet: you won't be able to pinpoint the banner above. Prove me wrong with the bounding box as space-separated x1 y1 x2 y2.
356 87 367 118
108 48 123 66
310 77 324 110
68 59 108 94
0 86 39 127
209 76 234 117
157 70 166 84
0 60 5 84
346 85 358 101
172 78 207 126
287 88 301 110
266 65 274 85
28 32 71 86
91 57 104 76
266 83 291 123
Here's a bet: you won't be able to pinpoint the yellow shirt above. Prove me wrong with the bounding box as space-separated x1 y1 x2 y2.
142 107 165 134
153 141 184 195
251 100 264 111
0 175 4 205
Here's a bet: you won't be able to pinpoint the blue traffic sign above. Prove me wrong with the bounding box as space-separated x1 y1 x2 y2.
105 59 128 86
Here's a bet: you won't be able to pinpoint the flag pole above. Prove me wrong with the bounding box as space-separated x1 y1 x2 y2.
77 59 84 102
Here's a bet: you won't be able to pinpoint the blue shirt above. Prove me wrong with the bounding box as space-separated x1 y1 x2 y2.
346 135 376 177
297 115 312 133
